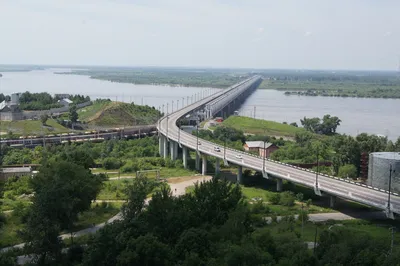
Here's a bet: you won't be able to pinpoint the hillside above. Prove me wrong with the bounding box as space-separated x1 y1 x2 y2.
0 119 70 136
222 116 305 137
78 100 161 126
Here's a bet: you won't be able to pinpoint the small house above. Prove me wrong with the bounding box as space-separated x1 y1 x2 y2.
58 98 73 106
243 141 279 158
0 167 32 181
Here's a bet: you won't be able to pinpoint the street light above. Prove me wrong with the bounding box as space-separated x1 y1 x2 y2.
166 115 169 140
196 122 199 154
178 120 181 146
177 100 179 111
172 100 174 112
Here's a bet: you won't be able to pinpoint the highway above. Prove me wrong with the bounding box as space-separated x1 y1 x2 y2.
158 76 400 216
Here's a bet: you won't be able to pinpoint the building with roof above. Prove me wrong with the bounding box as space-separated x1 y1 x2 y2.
0 93 23 121
58 98 73 106
243 141 279 158
0 167 32 181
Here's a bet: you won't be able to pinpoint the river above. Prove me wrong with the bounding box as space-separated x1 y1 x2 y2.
0 69 398 139
239 89 400 140
0 69 211 110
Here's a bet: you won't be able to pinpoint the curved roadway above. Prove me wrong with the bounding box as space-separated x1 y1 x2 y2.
158 78 400 216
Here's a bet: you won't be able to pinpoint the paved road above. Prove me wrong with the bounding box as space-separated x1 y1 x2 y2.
158 76 400 216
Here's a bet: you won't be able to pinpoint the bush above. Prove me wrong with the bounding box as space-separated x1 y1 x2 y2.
268 193 281 205
338 164 358 179
251 200 270 215
296 193 304 202
0 213 6 229
279 191 295 207
103 157 122 170
121 161 139 173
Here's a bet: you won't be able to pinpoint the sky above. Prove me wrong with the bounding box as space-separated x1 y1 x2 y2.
0 0 400 70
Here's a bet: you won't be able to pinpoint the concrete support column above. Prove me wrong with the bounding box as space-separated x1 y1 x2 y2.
170 141 177 160
330 195 336 208
159 135 164 156
174 139 178 157
202 154 207 175
182 146 188 169
237 165 243 184
276 178 283 192
163 136 168 158
195 152 200 171
215 158 220 175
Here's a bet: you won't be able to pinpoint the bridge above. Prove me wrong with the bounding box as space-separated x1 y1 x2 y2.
0 125 157 147
158 75 400 218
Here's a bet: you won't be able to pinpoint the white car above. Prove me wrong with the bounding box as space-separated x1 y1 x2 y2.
214 147 221 152
235 154 242 159
198 141 201 145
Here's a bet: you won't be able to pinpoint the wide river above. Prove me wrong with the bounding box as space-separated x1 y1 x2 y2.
239 89 400 140
0 69 398 140
0 69 210 111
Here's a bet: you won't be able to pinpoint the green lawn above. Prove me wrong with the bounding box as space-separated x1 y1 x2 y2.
0 119 71 136
77 100 113 122
222 116 304 137
241 186 334 216
104 167 196 179
0 213 24 248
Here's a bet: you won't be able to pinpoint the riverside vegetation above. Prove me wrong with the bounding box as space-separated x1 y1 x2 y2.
257 69 400 99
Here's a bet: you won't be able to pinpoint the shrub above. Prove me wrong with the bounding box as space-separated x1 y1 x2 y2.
296 193 304 202
103 157 122 170
268 193 280 205
279 191 295 207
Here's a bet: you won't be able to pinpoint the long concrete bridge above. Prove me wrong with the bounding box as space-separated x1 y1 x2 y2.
157 76 400 218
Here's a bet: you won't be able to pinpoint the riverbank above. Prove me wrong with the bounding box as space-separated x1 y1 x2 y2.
257 80 400 99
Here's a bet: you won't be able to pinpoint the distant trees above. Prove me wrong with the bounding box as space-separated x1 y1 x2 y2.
338 164 358 179
301 114 341 135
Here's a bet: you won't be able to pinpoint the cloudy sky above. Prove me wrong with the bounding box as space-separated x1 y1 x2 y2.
0 0 399 70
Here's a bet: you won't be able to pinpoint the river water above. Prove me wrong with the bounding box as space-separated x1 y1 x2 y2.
0 69 211 111
239 89 400 140
0 69 398 139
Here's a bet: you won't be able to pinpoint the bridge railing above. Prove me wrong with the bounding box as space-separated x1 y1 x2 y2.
178 130 399 197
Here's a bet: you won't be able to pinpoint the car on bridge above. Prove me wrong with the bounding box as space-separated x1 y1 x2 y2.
198 141 201 145
214 147 221 152
235 154 242 159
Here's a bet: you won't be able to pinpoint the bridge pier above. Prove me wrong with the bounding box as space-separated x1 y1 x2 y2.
159 135 164 156
202 154 207 175
182 146 188 169
329 195 336 208
170 141 177 160
276 178 283 192
215 157 220 175
163 137 168 158
195 152 200 171
237 165 243 184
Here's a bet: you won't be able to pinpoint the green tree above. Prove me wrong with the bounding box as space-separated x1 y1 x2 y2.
338 164 358 179
69 104 78 123
23 160 105 263
40 114 49 125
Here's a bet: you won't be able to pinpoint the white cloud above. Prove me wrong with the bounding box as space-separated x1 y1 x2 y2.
257 27 264 33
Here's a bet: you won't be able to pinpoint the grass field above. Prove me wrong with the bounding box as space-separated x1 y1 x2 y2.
77 100 115 122
0 119 70 135
104 167 196 179
222 116 304 137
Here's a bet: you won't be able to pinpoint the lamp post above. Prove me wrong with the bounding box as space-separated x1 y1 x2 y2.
172 100 174 112
166 115 169 140
196 123 199 153
316 146 319 188
177 100 179 111
178 120 181 145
